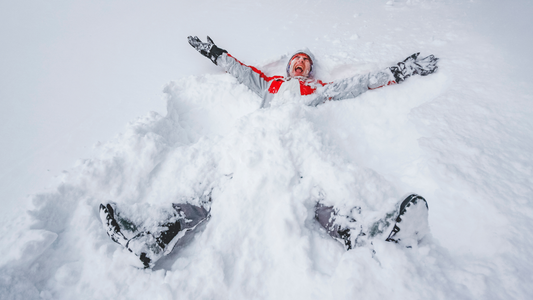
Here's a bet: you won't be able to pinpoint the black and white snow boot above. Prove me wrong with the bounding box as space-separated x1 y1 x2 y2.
386 194 429 247
99 203 129 247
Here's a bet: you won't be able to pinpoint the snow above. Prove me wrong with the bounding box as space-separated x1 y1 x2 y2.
1 0 533 299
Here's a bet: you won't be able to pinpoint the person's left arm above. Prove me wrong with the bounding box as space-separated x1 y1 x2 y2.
319 53 439 102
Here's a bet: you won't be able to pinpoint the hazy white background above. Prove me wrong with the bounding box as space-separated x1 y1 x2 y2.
2 0 191 218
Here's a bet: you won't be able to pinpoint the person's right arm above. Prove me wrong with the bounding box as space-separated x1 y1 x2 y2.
217 53 271 98
188 36 271 99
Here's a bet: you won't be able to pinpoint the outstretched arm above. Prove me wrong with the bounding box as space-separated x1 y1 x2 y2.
188 36 272 98
319 53 439 102
320 68 396 101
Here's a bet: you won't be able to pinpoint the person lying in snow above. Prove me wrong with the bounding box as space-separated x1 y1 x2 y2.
99 37 436 268
186 36 439 108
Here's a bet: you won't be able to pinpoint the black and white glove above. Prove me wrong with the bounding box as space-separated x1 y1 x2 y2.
187 36 227 65
390 53 439 83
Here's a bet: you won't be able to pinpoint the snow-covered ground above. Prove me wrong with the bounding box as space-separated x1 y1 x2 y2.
1 0 533 299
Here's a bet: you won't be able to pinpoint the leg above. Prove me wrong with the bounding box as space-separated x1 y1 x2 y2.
99 203 209 268
315 194 429 250
172 203 210 231
315 203 359 250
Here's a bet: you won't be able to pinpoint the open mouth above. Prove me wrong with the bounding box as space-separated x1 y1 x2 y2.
295 66 303 72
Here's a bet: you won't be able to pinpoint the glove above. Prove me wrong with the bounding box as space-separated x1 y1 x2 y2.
390 53 439 83
188 36 227 65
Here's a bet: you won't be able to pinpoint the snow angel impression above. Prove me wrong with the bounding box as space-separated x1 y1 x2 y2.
99 36 438 268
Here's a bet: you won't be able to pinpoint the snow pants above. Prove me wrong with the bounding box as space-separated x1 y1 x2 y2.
315 203 398 250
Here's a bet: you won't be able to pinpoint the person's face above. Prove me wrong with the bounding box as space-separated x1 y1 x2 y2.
289 53 312 77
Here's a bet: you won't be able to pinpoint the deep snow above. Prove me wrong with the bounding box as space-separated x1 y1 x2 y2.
1 0 533 299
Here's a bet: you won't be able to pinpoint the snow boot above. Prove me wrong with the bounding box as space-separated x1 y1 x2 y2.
386 194 429 247
99 203 129 247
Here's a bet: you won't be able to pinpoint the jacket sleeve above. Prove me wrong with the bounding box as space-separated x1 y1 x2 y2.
217 53 271 98
319 68 396 101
